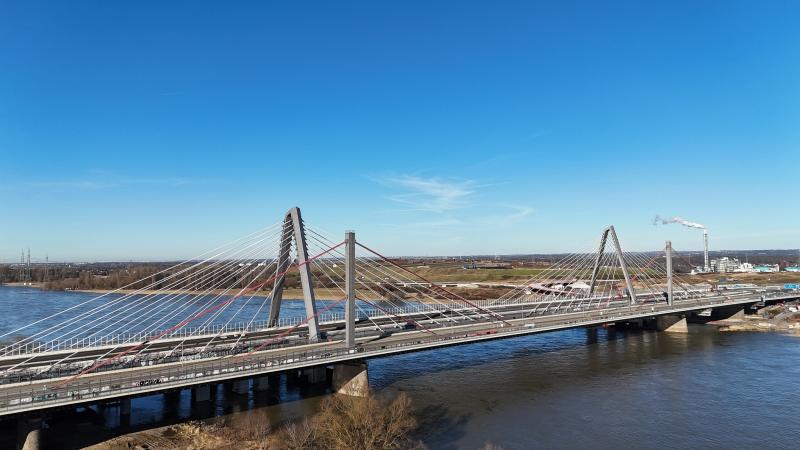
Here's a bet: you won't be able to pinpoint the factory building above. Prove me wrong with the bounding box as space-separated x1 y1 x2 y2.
710 257 742 273
705 258 783 274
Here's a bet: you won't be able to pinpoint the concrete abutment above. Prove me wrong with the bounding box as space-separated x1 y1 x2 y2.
656 314 688 333
16 417 42 450
332 361 369 397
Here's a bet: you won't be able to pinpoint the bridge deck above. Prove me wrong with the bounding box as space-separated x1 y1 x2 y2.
1 291 793 417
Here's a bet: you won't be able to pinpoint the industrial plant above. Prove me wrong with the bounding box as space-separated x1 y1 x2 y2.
655 215 798 275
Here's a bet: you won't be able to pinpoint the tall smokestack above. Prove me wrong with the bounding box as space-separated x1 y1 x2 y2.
653 215 709 273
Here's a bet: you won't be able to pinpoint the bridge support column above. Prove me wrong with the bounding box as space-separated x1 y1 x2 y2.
302 367 327 385
193 385 212 403
286 369 301 387
585 327 598 344
163 390 181 419
332 361 369 397
666 240 674 306
232 379 250 395
657 315 688 333
345 230 356 348
726 308 745 320
120 398 131 427
16 417 42 450
191 385 213 418
254 376 272 392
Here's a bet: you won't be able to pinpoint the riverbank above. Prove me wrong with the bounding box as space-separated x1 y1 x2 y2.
15 284 511 304
72 287 349 301
85 418 271 450
1 282 44 288
711 301 800 335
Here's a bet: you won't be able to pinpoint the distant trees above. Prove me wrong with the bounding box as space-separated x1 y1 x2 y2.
0 262 307 293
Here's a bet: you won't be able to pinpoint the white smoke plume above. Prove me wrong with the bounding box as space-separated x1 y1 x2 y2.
653 215 705 229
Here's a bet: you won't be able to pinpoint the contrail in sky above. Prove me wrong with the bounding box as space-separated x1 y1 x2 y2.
653 215 705 229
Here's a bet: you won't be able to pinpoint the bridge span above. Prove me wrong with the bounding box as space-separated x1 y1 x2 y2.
1 207 796 449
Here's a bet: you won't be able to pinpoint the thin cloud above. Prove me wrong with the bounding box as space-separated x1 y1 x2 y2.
380 175 476 213
502 204 535 222
380 218 464 229
477 204 535 226
23 173 200 190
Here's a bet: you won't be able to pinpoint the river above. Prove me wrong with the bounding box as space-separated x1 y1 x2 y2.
2 286 799 449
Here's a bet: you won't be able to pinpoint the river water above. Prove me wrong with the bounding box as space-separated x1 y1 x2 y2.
2 286 799 449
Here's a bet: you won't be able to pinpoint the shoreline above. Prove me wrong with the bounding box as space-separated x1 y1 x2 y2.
2 284 490 304
72 287 349 301
709 300 800 336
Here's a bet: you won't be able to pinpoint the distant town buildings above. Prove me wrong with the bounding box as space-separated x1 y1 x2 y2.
462 262 512 269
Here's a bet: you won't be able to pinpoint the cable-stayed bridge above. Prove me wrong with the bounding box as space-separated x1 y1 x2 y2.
2 207 796 448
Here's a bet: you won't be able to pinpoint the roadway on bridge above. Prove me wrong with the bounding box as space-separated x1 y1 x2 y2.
0 291 684 378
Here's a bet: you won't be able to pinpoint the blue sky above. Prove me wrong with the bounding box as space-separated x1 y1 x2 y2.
1 1 799 261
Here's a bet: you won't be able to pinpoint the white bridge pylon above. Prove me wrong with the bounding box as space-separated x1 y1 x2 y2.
267 207 321 341
588 225 637 305
265 208 358 345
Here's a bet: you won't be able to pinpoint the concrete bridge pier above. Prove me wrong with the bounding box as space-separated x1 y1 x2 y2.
728 308 745 320
163 390 182 420
717 307 746 320
332 361 369 397
656 314 688 333
301 367 327 385
191 384 213 418
286 369 301 387
585 327 598 344
16 417 42 450
232 379 250 396
229 379 251 413
254 376 271 392
119 398 131 427
193 384 212 403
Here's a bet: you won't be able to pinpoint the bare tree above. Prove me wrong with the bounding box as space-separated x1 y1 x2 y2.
313 393 419 450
